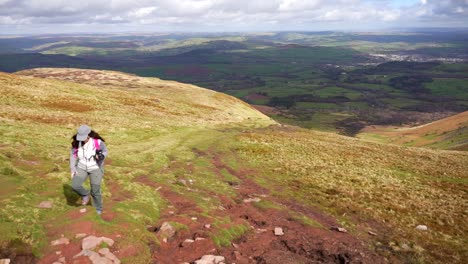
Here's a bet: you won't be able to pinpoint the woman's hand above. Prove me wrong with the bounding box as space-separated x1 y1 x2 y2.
71 171 76 179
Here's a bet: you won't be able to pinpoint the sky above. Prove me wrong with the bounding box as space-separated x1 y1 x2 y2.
1 0 467 34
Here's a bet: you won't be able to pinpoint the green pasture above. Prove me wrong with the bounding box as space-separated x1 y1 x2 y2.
425 79 468 99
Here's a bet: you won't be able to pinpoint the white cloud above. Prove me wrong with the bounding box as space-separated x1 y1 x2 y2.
0 0 467 33
129 7 158 18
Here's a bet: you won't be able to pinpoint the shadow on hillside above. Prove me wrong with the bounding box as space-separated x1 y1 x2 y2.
62 184 80 206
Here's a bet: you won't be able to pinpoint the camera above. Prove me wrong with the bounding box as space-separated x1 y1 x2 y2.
95 149 105 160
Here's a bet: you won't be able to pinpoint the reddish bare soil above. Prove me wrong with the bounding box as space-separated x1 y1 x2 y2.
37 149 387 264
146 149 386 264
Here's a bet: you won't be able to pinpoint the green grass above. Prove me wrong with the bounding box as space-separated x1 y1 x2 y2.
211 222 250 247
1 69 467 263
314 86 362 100
425 79 468 99
235 127 468 263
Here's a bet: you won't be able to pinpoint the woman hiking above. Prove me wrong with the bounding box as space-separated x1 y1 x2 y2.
70 125 108 215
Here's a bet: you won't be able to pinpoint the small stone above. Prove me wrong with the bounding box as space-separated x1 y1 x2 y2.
181 239 195 247
0 260 10 264
331 227 348 233
243 197 261 203
274 227 284 236
52 262 62 264
204 224 211 229
195 237 206 241
255 228 267 233
51 237 70 246
194 255 226 264
416 225 428 231
168 211 175 214
55 251 61 255
58 257 66 263
177 179 187 186
38 201 53 209
79 208 87 213
163 238 168 243
158 222 176 238
368 231 377 236
232 243 239 249
191 217 198 221
75 233 87 239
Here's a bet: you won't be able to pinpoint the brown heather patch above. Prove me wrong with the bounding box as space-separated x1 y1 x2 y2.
41 100 94 112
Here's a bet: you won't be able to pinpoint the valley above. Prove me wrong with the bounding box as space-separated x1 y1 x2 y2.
1 31 467 137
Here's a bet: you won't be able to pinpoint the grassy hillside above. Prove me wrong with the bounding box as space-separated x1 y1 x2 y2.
0 69 467 263
358 111 468 150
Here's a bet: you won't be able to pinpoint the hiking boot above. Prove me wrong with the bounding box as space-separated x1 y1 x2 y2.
81 195 90 206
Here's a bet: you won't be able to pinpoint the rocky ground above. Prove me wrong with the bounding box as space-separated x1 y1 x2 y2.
29 149 387 264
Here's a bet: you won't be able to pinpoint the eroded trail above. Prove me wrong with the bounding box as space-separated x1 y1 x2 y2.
146 148 384 264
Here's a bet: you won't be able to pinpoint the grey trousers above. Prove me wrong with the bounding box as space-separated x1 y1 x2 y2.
72 167 103 211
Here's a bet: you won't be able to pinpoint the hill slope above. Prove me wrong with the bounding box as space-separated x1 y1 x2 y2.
358 111 468 150
0 69 467 264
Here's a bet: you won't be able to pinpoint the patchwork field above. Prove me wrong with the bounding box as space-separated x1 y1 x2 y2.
1 32 467 134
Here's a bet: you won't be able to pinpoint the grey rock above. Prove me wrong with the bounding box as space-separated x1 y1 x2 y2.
181 239 195 247
82 236 102 250
82 236 114 250
158 222 176 238
274 227 284 236
194 255 226 264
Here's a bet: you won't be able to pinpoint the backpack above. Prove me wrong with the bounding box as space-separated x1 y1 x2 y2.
73 138 100 158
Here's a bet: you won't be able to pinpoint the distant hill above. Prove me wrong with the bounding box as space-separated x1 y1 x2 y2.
358 111 468 150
